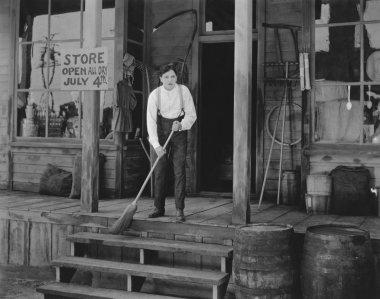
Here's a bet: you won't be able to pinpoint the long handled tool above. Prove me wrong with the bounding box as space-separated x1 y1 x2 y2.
109 130 174 234
258 83 287 209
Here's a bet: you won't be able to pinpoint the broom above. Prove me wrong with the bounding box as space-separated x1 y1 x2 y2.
108 130 174 234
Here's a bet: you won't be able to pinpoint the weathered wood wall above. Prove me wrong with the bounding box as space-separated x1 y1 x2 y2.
0 211 235 298
123 141 149 196
1 210 380 297
10 144 117 197
9 141 147 198
148 0 197 194
263 0 303 198
309 153 380 187
0 0 11 190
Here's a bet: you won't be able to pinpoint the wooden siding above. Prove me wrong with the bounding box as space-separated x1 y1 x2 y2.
309 154 380 187
262 0 303 198
0 0 10 190
11 145 117 196
123 142 149 196
9 141 147 198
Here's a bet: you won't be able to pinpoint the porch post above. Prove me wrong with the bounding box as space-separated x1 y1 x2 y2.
81 0 102 212
113 0 129 198
232 0 252 224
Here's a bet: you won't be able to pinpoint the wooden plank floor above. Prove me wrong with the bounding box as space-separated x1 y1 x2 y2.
1 190 380 240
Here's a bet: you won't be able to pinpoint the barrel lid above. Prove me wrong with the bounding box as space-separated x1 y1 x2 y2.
307 224 368 237
239 223 292 232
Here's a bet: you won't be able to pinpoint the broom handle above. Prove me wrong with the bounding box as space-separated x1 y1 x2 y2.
131 130 174 205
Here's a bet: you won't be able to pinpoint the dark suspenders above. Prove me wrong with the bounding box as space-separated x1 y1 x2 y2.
157 85 185 117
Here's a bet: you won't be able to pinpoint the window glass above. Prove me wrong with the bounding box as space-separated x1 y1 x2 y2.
315 25 360 82
101 39 114 87
364 20 380 82
127 42 143 62
51 0 82 40
315 0 360 24
364 84 380 143
204 0 256 32
313 0 380 144
100 90 114 139
18 43 54 90
20 0 49 42
17 91 32 137
17 91 50 137
17 0 116 140
102 6 115 38
205 0 235 31
50 91 81 138
47 41 80 89
314 83 361 143
128 0 144 41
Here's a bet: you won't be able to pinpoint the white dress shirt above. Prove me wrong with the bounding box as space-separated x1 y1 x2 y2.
147 84 197 148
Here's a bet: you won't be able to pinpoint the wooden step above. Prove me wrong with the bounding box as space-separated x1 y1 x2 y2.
53 256 230 299
68 232 233 273
37 282 184 299
68 232 233 258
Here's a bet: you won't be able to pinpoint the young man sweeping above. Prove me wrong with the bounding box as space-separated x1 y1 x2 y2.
146 63 197 222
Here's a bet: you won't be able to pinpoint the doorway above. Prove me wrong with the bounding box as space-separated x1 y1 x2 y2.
200 42 233 193
199 42 257 194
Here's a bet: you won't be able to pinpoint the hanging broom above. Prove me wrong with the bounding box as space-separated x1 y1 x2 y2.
109 130 174 234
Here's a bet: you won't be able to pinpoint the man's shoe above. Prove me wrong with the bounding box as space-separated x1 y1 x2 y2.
148 209 165 218
176 209 185 222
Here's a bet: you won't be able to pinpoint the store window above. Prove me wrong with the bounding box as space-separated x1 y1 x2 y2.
16 0 115 139
203 0 256 33
314 0 380 144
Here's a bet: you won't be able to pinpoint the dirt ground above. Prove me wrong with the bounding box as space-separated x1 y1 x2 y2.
0 266 55 299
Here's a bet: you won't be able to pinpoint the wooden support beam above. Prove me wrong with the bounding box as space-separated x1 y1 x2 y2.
81 0 102 212
139 248 145 264
256 0 266 199
221 257 226 273
56 267 60 282
113 0 128 198
301 0 312 199
232 0 253 224
70 242 75 256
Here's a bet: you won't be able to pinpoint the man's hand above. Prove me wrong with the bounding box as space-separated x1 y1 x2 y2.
154 146 166 158
172 121 182 132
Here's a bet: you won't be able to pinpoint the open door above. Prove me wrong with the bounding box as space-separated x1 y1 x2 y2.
199 42 257 194
199 42 234 193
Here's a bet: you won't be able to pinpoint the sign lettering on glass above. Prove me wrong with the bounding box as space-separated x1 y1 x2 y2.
60 47 108 90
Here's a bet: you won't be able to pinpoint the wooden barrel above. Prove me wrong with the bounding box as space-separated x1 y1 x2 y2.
301 224 374 299
233 223 296 299
281 170 299 205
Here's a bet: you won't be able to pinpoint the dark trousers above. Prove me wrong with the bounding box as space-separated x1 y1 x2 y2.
154 128 187 212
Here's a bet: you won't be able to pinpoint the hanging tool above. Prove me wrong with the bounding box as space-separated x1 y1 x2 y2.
299 52 305 91
304 52 311 90
109 131 174 234
258 64 290 208
139 137 151 163
277 63 290 205
259 23 301 209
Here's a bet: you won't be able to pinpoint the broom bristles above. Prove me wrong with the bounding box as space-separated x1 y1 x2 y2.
108 202 138 234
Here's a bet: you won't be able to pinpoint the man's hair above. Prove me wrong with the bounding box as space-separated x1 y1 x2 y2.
159 63 178 77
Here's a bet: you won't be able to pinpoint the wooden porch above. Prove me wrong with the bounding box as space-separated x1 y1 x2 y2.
1 190 380 297
1 190 380 242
